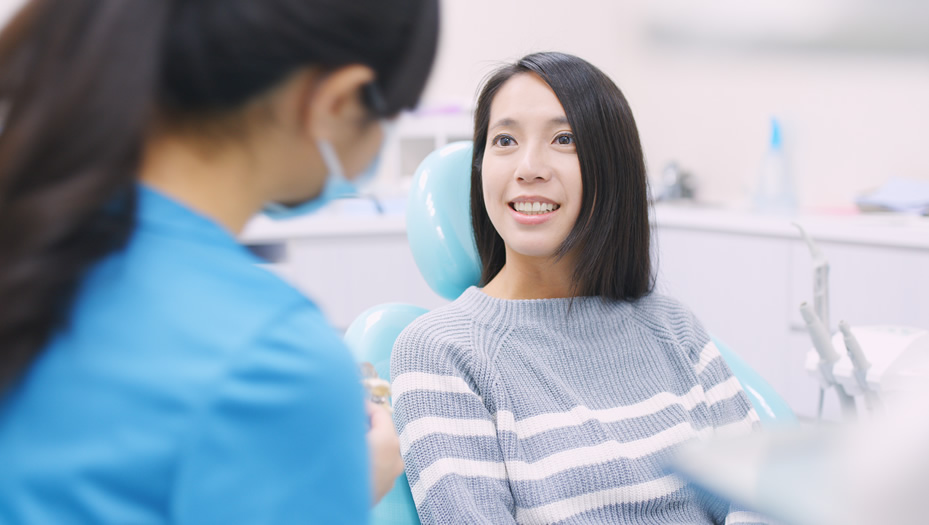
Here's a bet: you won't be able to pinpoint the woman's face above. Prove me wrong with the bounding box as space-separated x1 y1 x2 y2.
481 73 582 260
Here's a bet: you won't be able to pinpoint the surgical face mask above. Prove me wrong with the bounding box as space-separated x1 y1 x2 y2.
263 120 391 220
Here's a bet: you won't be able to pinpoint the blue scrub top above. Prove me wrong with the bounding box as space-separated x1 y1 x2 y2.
0 186 370 524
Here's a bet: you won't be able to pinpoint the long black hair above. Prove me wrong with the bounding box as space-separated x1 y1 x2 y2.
470 52 653 301
0 0 439 389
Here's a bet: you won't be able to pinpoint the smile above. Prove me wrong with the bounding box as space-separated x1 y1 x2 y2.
509 201 560 215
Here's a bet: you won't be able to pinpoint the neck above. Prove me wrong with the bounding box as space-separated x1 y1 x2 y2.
481 250 578 300
138 135 268 234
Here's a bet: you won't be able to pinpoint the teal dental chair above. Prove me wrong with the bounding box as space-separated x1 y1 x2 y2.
344 142 796 525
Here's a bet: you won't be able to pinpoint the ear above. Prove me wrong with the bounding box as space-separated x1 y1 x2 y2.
298 64 376 142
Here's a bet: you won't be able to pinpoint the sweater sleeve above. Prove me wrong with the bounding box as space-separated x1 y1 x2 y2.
693 338 760 437
390 319 517 524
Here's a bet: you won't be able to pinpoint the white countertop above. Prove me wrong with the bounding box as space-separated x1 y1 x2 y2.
239 201 929 251
652 204 929 250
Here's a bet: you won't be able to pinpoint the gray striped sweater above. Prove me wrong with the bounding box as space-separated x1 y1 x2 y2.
391 287 768 524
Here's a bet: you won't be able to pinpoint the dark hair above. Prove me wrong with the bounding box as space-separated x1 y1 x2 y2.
0 0 439 389
470 52 653 301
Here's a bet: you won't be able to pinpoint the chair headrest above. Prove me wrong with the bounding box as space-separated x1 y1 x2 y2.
406 141 481 300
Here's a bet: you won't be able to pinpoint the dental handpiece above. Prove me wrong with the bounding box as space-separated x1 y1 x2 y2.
838 321 869 380
800 302 857 419
838 321 881 411
800 302 839 364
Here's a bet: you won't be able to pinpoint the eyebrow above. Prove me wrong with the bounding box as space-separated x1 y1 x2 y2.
488 116 570 130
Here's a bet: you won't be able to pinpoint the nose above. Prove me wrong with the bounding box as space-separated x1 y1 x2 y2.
513 144 552 183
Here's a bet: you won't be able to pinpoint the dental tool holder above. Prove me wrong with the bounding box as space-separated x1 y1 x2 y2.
805 325 929 408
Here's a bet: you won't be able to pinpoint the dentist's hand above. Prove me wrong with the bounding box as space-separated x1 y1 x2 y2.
366 401 404 505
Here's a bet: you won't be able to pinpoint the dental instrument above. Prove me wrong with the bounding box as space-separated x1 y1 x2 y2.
800 302 857 419
838 321 881 412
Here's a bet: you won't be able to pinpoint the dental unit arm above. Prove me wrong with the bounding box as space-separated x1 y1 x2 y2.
793 223 829 328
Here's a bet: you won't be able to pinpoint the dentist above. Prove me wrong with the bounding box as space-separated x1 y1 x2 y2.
0 0 438 523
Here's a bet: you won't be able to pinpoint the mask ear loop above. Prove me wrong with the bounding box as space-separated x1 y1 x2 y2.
316 139 346 181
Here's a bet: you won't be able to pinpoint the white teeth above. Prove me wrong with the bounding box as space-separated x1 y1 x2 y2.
512 202 559 215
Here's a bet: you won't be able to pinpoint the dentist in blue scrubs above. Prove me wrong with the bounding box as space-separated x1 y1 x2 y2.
0 0 438 523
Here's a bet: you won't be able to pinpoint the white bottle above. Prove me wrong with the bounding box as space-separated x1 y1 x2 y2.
753 118 797 214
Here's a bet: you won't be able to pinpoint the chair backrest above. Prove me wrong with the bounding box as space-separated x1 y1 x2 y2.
344 141 795 525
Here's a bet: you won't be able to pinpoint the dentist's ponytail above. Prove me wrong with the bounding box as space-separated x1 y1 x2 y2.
0 0 169 389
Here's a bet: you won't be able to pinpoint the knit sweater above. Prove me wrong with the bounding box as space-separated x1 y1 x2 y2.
391 287 769 525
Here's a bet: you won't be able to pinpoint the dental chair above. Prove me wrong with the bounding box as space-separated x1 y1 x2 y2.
344 141 796 525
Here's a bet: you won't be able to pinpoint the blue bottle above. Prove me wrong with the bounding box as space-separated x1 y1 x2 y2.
753 118 797 214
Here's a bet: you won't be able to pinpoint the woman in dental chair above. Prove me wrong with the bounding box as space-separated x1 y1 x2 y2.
391 52 770 525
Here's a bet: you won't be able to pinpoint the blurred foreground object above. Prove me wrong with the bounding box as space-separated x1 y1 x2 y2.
671 376 929 525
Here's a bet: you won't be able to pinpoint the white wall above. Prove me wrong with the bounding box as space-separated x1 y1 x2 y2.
421 0 929 209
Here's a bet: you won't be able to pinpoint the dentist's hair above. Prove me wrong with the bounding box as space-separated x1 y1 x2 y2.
470 52 654 301
0 0 439 389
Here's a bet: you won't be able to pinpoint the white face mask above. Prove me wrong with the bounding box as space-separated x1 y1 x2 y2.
263 120 392 220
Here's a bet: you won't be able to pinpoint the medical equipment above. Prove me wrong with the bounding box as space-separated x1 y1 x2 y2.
805 325 929 403
800 302 857 418
838 321 881 411
795 223 929 418
793 223 829 328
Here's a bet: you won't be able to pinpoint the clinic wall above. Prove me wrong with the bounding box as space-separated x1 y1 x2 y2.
422 0 929 209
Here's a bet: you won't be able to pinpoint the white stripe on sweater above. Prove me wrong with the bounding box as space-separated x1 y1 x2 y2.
399 378 746 454
410 457 507 504
495 385 705 440
410 421 711 502
695 340 722 375
392 372 479 402
705 376 744 407
504 422 710 481
400 386 709 458
399 417 496 455
515 475 687 524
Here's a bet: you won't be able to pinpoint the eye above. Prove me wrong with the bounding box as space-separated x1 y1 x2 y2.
554 133 575 146
491 134 516 147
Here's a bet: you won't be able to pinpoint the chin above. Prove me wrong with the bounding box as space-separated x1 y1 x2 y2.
507 243 561 260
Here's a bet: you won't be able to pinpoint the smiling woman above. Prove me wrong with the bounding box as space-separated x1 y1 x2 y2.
479 72 583 278
391 52 772 525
